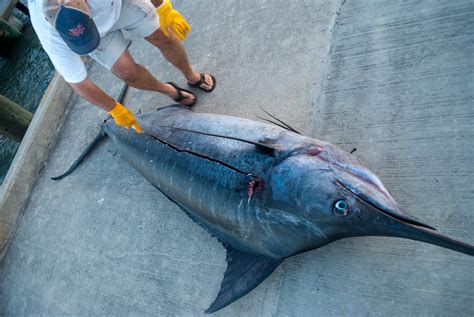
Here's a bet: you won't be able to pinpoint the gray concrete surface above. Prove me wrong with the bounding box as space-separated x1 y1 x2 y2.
1 0 473 315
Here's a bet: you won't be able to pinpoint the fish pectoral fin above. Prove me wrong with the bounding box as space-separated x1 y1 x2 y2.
205 246 283 314
51 128 107 180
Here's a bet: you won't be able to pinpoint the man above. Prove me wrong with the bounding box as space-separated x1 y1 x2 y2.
29 0 216 133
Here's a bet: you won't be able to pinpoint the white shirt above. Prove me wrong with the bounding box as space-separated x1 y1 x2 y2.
29 0 122 83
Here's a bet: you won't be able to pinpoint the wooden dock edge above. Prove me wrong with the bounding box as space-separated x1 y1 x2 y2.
0 72 73 256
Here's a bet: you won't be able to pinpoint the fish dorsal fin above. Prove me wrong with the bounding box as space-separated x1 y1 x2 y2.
205 246 283 313
161 125 279 156
258 107 301 134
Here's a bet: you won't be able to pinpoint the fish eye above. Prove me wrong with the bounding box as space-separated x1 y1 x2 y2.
333 200 349 217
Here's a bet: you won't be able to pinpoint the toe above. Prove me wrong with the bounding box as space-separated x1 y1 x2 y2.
188 73 215 92
202 74 214 90
181 91 195 106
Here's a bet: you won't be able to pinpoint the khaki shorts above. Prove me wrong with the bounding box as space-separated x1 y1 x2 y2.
89 0 159 69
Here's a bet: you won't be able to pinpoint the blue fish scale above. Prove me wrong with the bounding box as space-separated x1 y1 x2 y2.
104 106 327 257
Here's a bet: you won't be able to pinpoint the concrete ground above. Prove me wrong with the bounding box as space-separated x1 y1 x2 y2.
1 0 473 315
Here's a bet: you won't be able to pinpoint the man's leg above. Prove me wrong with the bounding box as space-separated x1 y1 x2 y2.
111 48 196 106
145 28 214 90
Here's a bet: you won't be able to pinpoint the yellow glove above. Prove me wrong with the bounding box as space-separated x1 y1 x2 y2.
108 102 142 133
156 0 191 41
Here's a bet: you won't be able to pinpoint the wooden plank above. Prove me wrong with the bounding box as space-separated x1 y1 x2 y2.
0 0 17 20
0 95 33 141
0 16 21 38
0 1 21 39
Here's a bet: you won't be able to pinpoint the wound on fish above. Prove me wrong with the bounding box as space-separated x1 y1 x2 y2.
248 179 266 199
306 146 323 156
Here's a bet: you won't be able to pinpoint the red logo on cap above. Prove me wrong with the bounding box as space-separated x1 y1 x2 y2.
68 24 85 37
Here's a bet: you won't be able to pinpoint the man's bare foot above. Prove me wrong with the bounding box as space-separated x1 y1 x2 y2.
165 82 197 107
187 73 216 92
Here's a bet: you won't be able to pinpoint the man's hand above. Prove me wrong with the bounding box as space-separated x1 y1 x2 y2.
108 102 143 133
156 0 191 41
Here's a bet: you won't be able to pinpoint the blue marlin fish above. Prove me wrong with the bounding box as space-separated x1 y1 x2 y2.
54 104 474 313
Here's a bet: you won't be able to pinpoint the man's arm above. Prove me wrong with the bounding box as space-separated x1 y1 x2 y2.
69 78 116 111
70 78 142 133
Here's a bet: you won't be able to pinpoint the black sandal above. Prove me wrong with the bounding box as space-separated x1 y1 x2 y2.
187 73 216 92
167 82 197 107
